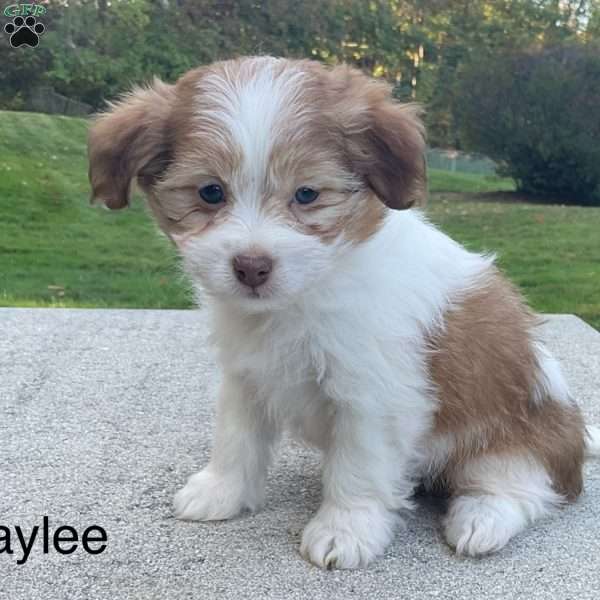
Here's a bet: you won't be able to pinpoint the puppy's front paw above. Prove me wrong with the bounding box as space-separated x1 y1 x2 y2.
300 503 397 569
444 494 521 556
174 469 251 521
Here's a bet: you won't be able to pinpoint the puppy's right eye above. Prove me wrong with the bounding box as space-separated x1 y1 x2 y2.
294 187 319 205
198 184 225 205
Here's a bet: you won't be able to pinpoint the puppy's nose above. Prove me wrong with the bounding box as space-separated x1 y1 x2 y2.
232 254 273 288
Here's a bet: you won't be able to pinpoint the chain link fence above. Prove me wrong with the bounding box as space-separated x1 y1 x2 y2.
25 86 93 117
427 148 498 175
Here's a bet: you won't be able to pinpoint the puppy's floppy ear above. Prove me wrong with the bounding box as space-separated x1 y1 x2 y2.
88 78 176 209
327 66 427 210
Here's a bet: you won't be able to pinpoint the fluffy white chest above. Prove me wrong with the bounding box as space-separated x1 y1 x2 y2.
207 210 493 440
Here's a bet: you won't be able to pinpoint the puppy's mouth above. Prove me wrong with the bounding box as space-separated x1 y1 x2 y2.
247 287 262 299
230 281 291 311
237 283 272 300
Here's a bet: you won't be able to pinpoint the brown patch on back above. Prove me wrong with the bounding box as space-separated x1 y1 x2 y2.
427 270 585 500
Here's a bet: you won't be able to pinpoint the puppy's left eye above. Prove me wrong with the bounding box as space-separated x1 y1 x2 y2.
294 187 319 205
199 184 225 205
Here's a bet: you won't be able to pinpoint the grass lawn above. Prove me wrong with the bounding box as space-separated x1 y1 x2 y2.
0 110 192 308
1 110 599 330
427 196 600 330
428 168 515 194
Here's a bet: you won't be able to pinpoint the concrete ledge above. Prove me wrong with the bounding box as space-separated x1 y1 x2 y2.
1 308 599 599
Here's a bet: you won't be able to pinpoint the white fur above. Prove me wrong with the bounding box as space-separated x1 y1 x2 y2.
300 500 399 569
586 426 600 457
196 57 311 209
175 374 276 520
444 454 563 556
532 341 572 406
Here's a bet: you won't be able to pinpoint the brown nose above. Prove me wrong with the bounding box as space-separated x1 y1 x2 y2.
232 254 273 288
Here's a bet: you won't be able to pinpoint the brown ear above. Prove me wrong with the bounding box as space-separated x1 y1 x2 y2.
88 78 176 210
327 66 427 210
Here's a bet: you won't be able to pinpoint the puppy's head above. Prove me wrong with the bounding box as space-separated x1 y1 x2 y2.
88 57 426 311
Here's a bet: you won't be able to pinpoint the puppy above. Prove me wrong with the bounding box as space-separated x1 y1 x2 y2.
88 56 599 569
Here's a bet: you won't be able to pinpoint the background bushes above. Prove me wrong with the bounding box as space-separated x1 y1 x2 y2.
455 44 600 205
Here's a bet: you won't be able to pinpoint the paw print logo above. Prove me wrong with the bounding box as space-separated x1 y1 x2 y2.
4 15 45 48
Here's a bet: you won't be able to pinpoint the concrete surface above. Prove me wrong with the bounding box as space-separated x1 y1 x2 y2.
1 308 599 600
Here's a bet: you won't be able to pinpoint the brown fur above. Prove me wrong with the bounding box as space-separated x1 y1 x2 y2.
426 270 585 500
88 78 176 209
321 64 427 211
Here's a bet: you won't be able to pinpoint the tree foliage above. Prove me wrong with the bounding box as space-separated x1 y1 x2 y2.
1 0 599 150
455 43 600 204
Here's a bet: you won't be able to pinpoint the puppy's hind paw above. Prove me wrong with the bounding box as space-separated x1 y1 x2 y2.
174 469 251 521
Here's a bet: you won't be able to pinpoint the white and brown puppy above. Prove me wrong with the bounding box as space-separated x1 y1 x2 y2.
88 56 599 569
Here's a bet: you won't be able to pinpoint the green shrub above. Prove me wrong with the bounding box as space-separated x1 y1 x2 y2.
455 43 600 205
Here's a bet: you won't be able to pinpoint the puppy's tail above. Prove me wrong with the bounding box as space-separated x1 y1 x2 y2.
586 425 600 458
